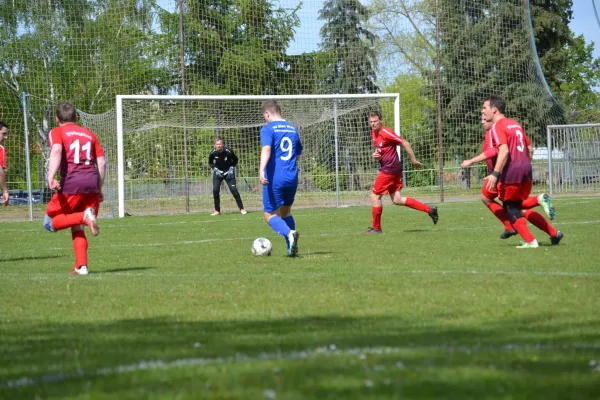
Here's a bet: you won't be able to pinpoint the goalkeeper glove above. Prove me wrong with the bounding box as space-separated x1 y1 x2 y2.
227 166 235 176
213 168 224 178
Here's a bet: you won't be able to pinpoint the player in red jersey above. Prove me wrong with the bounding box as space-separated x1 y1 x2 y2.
364 111 438 234
43 103 106 274
461 116 556 239
482 95 563 248
0 121 9 205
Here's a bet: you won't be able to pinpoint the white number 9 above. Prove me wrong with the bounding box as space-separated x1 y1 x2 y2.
280 137 292 161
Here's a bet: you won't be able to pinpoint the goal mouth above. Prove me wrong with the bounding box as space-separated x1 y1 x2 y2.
106 94 400 217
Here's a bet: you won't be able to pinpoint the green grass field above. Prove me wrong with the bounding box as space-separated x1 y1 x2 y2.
1 197 600 399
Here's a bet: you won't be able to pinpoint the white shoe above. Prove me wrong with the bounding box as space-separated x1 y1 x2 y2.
240 209 248 215
516 239 539 248
83 208 99 236
211 211 221 216
537 193 556 220
71 265 89 275
287 230 299 257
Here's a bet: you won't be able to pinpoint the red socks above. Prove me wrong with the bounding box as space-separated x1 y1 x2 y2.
372 206 383 230
405 198 430 213
486 201 513 231
522 196 538 209
72 229 88 268
524 209 557 237
512 218 535 243
52 212 84 231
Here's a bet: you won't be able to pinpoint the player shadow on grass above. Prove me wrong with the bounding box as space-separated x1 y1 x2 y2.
0 254 64 263
3 313 599 398
100 267 157 273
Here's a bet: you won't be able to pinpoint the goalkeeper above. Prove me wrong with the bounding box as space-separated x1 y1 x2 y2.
208 137 247 216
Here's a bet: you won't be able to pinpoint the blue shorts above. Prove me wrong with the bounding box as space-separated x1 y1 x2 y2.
262 184 297 213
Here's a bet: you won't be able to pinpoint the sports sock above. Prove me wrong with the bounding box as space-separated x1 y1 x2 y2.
512 217 535 243
372 206 382 230
522 196 538 209
405 198 430 213
524 209 557 237
486 201 513 231
268 216 291 238
282 215 296 230
52 212 85 231
72 229 88 268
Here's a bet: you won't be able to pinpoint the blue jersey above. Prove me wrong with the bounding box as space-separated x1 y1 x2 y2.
260 120 303 187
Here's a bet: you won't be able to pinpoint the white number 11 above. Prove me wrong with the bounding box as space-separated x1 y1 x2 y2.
70 139 92 165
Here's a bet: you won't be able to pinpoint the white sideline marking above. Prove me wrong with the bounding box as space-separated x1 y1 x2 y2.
4 343 600 388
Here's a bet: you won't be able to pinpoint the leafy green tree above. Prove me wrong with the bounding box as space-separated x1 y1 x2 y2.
319 0 379 94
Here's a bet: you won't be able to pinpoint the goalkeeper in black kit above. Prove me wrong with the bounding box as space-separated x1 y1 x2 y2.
208 137 247 216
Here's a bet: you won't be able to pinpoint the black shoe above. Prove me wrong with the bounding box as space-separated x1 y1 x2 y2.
550 231 563 245
363 227 383 235
500 229 518 239
428 206 438 225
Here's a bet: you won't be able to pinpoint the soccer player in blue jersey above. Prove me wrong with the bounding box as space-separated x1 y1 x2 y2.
259 101 303 257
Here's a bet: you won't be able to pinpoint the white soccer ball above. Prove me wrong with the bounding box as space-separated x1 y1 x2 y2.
252 237 272 256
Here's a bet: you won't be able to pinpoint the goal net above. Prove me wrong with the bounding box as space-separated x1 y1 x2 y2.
104 94 399 218
544 124 600 194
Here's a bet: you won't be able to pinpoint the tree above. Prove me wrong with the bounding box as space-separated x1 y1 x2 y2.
319 0 379 94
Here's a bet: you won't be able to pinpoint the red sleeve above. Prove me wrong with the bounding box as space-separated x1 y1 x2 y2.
0 146 6 169
484 147 498 158
491 122 507 146
524 133 531 147
48 128 63 148
380 127 403 145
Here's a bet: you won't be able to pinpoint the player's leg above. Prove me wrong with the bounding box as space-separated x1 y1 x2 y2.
390 185 438 225
225 176 246 214
44 193 85 232
481 181 515 239
212 175 222 215
521 193 555 219
522 209 563 244
70 224 89 275
364 191 384 234
279 186 299 256
501 183 538 248
263 184 293 254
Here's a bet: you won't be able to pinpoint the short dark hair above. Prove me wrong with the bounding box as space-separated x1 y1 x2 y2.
0 120 7 130
484 95 506 114
262 101 281 116
369 111 382 120
56 102 78 123
214 136 224 144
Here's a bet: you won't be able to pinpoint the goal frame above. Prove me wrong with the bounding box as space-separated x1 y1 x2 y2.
116 93 400 218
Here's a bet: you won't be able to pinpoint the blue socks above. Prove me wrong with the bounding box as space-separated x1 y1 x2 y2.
268 216 291 238
283 215 295 230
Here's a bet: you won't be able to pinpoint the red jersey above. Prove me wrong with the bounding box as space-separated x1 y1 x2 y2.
482 129 499 173
48 123 105 194
491 118 532 184
371 126 403 174
0 144 6 170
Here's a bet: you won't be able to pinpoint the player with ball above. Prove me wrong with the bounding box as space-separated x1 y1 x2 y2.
257 101 303 257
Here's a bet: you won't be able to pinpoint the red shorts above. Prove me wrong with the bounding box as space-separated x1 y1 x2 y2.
498 181 532 202
481 178 499 201
372 172 403 195
46 193 100 218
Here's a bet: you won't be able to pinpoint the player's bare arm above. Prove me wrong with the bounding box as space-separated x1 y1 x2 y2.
97 155 106 201
47 143 63 191
461 147 498 168
0 166 8 205
485 144 508 190
400 140 422 169
259 145 271 185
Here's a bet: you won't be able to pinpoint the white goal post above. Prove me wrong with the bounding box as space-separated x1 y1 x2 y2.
115 94 400 218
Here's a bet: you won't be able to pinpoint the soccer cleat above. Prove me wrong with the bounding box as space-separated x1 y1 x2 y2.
83 208 99 236
240 209 248 215
71 265 89 275
516 239 539 249
363 227 383 235
500 229 518 239
538 193 556 220
211 211 221 216
288 230 299 257
428 206 438 225
550 230 564 245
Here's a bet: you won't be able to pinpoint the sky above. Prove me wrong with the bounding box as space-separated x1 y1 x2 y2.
569 1 600 60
